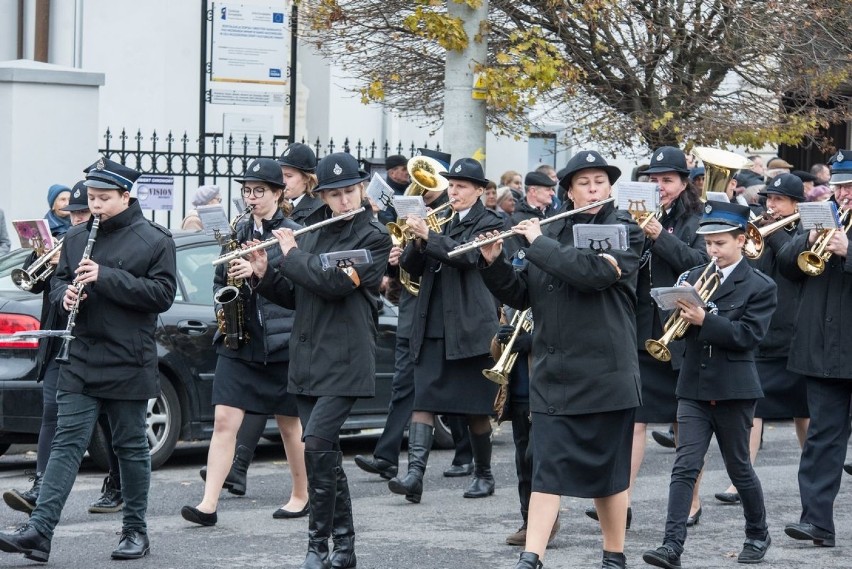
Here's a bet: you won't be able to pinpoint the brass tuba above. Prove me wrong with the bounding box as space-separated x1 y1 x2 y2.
691 147 753 201
214 206 253 349
797 199 852 276
645 258 721 362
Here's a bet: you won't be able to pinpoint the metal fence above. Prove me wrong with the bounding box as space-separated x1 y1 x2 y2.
98 128 443 227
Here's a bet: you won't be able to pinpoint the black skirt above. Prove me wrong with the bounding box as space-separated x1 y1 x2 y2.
754 357 809 419
634 350 679 423
531 407 635 498
413 338 499 415
212 355 298 417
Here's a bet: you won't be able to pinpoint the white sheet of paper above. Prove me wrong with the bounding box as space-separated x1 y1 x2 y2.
705 192 730 204
617 182 659 213
392 196 428 219
798 201 841 231
650 286 705 311
366 174 396 211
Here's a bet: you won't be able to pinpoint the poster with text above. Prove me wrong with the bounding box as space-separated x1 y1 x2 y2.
211 2 288 85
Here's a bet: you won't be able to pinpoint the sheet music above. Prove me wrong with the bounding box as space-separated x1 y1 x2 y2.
650 286 705 311
197 205 231 237
705 192 730 204
572 224 629 251
617 182 659 213
798 201 841 231
366 174 396 211
392 196 428 219
12 219 54 250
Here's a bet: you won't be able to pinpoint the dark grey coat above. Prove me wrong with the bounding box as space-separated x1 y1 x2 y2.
676 260 777 401
49 200 177 400
480 202 643 416
255 204 392 397
777 209 852 379
399 200 505 362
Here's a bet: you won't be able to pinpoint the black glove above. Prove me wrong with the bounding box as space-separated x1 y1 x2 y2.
512 332 532 354
496 324 514 344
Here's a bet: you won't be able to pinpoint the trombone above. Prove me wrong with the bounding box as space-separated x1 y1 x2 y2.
447 197 616 258
645 257 721 363
12 239 64 291
797 199 852 276
483 308 532 386
211 207 365 266
743 211 800 260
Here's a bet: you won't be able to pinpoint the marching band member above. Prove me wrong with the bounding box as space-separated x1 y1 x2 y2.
251 152 391 569
715 173 808 503
643 201 777 568
479 151 643 569
181 158 308 526
390 157 504 504
0 159 177 561
778 150 852 548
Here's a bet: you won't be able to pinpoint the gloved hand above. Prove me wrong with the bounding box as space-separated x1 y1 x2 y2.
496 324 515 345
496 324 532 354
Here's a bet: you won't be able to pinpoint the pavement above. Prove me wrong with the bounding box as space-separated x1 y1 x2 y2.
0 421 849 568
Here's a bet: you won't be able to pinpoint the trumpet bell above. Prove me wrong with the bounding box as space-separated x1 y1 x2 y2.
796 251 826 276
405 156 449 196
742 223 764 260
482 368 509 386
386 222 407 246
11 268 34 291
644 339 672 362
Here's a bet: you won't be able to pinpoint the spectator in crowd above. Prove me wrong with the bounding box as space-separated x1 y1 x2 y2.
810 163 830 186
482 181 500 214
496 187 516 217
765 157 794 179
45 184 72 237
748 155 766 177
792 170 818 198
500 170 524 200
181 185 222 231
0 209 10 254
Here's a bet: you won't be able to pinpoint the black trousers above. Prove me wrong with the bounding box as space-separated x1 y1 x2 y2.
798 377 852 534
373 336 415 466
296 395 357 449
664 398 767 555
510 401 532 521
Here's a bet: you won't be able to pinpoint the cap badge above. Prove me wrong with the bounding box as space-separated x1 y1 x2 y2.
656 152 664 161
252 163 261 172
517 249 526 259
585 153 595 163
705 204 712 214
837 151 844 162
283 148 291 156
73 189 81 198
454 165 462 173
774 178 781 187
333 163 343 175
96 158 105 170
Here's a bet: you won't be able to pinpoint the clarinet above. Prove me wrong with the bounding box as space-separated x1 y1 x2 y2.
56 215 101 364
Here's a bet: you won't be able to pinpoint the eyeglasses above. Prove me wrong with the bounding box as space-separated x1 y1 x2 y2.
241 186 267 198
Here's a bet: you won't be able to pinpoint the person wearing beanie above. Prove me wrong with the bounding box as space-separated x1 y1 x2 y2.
44 184 72 237
181 185 222 231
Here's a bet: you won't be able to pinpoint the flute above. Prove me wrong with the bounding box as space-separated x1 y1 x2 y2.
211 207 366 266
447 197 615 258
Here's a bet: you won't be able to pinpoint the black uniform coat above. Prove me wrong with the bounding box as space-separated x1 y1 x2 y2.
255 203 391 397
289 194 323 225
480 201 644 416
750 224 802 358
399 200 505 362
22 251 66 381
636 194 708 367
675 260 777 401
49 200 177 400
511 199 553 225
777 204 852 379
213 209 301 363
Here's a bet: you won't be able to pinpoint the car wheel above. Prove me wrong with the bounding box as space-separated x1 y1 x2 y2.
87 380 182 471
431 415 454 449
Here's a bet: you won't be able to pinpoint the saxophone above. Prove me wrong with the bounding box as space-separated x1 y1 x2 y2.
214 206 253 349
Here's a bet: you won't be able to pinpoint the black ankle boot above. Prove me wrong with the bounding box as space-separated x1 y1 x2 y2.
3 472 43 514
330 454 356 569
514 551 543 569
199 444 253 496
388 423 434 504
301 451 340 569
89 474 124 513
463 430 495 498
601 550 626 568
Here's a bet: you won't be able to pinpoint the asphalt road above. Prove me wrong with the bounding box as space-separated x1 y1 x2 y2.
0 421 849 568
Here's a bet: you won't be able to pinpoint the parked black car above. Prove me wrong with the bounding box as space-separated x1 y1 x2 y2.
0 232 451 469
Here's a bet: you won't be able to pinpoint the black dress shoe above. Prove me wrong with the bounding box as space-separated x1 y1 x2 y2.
0 523 51 563
443 463 473 477
714 492 741 504
272 503 309 519
584 505 632 529
737 535 770 564
353 455 398 480
111 529 150 560
651 430 677 449
784 522 835 547
844 462 852 476
462 475 495 498
642 545 681 569
686 506 702 527
180 505 218 527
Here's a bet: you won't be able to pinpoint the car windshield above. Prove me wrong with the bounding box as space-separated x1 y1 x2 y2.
0 249 33 292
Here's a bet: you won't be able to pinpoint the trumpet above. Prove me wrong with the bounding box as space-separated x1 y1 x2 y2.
797 199 852 276
386 200 456 246
632 207 662 230
645 257 721 363
211 207 366 266
12 239 64 291
447 197 616 258
483 308 532 386
743 211 800 260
